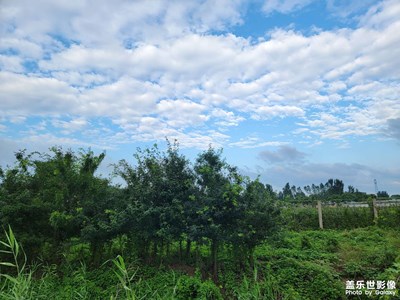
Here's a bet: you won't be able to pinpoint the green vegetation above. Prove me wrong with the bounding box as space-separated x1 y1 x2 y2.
1 143 399 299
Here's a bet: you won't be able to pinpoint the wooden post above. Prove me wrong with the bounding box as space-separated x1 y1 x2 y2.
372 198 378 220
317 201 323 229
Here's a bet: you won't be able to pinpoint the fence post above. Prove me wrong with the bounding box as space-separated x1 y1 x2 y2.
372 198 378 220
317 200 323 229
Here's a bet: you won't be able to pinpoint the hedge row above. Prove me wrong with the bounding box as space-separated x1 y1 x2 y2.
281 205 400 230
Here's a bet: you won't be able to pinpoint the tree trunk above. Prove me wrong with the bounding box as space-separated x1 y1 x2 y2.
179 240 183 261
249 247 255 271
166 242 170 259
195 245 200 269
90 241 102 267
211 239 218 282
152 240 158 262
185 239 191 259
160 239 164 265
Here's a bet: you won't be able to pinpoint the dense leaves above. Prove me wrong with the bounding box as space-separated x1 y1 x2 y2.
0 143 280 276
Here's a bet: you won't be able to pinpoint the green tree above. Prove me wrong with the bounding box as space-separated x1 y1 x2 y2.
115 141 196 262
0 147 112 264
193 147 243 280
233 179 280 267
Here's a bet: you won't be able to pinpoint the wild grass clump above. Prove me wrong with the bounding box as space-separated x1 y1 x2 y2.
0 226 35 299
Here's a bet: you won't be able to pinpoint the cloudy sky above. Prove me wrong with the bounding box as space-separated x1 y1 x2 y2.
1 0 400 194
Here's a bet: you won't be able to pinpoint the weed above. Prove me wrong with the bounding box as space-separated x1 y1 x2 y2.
0 226 35 299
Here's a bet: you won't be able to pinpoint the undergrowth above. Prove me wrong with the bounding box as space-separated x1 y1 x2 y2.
1 226 399 299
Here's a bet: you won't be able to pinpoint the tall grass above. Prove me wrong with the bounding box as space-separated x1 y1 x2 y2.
111 254 140 300
0 226 35 299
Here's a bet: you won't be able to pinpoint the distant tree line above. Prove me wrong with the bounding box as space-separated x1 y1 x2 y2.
278 178 370 203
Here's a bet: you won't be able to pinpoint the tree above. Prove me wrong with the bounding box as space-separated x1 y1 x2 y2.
114 144 164 260
193 147 242 280
0 150 50 259
281 182 293 200
377 191 389 198
233 179 280 267
0 147 113 264
115 141 197 262
325 179 344 195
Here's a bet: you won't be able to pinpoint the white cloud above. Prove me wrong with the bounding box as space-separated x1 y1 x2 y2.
229 137 285 149
251 105 305 120
8 115 27 124
211 109 245 128
0 55 24 72
262 0 314 14
326 0 377 19
0 38 43 59
78 77 163 117
1 0 400 150
359 0 400 29
0 0 246 47
0 72 80 114
156 99 209 128
52 117 88 134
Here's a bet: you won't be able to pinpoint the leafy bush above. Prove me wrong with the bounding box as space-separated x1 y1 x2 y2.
282 206 377 230
323 207 373 229
339 227 399 279
268 258 343 300
377 206 400 228
63 238 91 265
175 275 222 300
281 207 319 230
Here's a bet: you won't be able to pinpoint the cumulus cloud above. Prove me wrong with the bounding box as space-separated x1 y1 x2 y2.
359 0 400 29
326 0 377 19
156 99 208 128
230 137 285 149
211 108 245 128
1 0 400 149
262 0 314 15
52 117 88 134
0 72 80 114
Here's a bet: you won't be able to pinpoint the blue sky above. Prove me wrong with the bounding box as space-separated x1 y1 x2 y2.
1 0 400 194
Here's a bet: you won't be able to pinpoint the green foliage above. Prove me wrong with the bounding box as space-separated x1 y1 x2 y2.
0 147 112 264
338 227 399 278
270 258 343 299
63 238 91 265
323 206 373 229
175 274 222 300
112 255 138 300
0 226 399 299
377 206 400 228
282 205 379 230
229 263 293 300
0 226 35 299
281 206 319 230
1 144 400 299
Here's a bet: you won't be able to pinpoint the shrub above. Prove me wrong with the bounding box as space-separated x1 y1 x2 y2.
269 258 343 300
175 275 222 300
